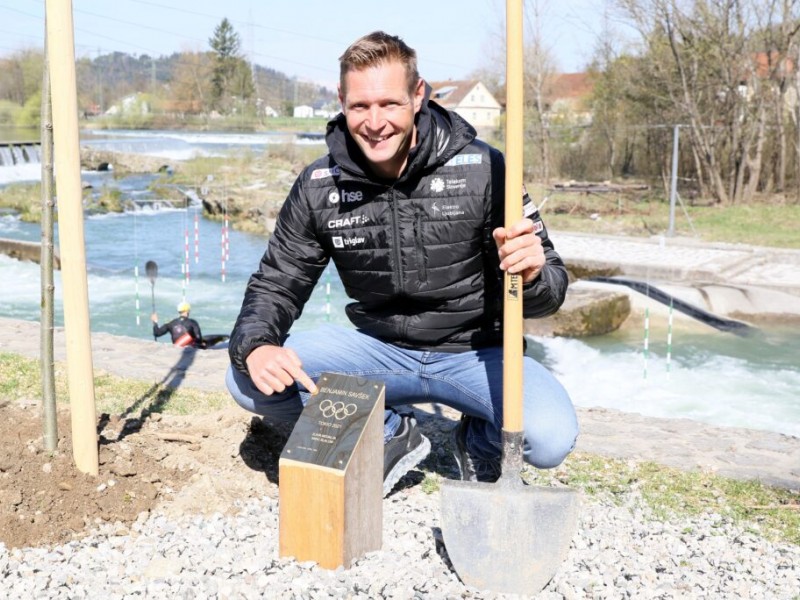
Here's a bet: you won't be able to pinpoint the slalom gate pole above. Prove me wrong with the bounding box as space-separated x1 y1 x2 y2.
643 307 650 379
666 299 673 373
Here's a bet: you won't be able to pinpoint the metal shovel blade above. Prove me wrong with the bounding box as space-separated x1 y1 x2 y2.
440 476 580 594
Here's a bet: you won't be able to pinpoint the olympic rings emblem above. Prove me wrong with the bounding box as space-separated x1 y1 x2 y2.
319 399 358 420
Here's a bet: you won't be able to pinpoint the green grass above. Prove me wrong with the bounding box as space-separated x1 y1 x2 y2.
552 453 800 546
526 186 800 249
0 182 44 222
0 352 229 416
687 203 800 248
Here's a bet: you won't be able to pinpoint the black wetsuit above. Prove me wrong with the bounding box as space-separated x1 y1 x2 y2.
153 316 203 347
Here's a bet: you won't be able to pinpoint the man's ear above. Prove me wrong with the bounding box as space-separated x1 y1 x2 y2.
338 84 345 112
413 78 424 113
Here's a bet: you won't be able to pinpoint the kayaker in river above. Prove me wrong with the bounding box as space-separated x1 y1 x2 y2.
152 301 205 348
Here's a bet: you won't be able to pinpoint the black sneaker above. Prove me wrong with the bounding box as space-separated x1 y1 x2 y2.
452 416 501 483
383 415 431 497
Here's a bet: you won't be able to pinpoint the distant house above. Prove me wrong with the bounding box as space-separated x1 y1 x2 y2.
312 100 340 119
544 73 595 125
742 51 797 111
104 93 150 117
427 80 501 132
293 105 315 118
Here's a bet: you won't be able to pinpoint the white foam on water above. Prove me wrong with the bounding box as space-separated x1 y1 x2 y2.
94 129 296 146
86 204 184 219
0 163 40 185
135 148 215 160
537 335 800 438
0 214 23 235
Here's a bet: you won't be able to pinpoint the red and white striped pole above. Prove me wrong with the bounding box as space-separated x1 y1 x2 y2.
184 224 190 285
194 211 199 264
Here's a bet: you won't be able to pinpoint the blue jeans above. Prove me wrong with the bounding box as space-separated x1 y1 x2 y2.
226 325 578 468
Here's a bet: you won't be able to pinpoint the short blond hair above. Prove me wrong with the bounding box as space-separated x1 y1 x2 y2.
339 31 419 97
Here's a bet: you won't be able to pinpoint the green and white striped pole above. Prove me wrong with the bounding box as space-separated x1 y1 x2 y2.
643 307 650 379
666 299 673 373
134 265 140 326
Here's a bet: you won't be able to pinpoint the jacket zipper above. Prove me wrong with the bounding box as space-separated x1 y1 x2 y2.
389 188 404 294
414 211 427 282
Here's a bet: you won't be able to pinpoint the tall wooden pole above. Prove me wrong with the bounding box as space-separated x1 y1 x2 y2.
45 0 98 476
503 0 524 433
40 35 58 453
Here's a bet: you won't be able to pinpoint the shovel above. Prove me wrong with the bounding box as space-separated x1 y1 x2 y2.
439 1 579 594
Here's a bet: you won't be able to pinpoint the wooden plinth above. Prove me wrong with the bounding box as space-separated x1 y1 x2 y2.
279 373 384 569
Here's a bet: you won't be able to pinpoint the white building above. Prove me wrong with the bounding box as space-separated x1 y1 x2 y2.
427 80 501 131
293 105 315 118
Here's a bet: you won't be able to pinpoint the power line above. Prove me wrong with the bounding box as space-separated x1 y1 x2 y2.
4 0 473 80
2 1 336 76
127 0 343 49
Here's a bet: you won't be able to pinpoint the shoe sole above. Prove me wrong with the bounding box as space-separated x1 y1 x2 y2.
383 434 431 498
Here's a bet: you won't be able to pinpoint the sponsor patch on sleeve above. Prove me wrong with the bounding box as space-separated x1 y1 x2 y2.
444 154 482 167
310 165 341 180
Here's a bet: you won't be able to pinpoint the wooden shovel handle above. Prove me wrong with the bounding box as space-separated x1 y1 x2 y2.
503 0 524 434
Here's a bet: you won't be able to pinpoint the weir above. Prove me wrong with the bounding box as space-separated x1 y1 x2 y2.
0 141 42 166
0 237 61 269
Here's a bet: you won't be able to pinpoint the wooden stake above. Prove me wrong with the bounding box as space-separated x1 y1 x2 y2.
45 0 98 476
503 0 524 433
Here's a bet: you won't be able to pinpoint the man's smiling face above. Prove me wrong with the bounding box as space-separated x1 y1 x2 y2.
339 60 424 180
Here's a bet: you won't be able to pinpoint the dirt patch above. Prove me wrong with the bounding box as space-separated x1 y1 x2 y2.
0 401 294 550
0 395 460 551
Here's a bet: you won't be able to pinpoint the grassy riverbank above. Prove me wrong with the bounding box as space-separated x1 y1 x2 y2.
2 351 798 546
2 147 800 246
525 182 800 249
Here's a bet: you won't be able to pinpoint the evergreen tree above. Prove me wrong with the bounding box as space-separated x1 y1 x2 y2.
208 18 254 114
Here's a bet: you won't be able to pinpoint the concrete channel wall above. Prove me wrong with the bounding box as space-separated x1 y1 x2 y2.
0 238 60 269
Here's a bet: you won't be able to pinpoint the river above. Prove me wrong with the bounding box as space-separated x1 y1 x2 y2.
1 129 798 438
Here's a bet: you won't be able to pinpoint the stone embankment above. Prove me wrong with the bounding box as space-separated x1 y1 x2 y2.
79 147 173 175
0 238 60 269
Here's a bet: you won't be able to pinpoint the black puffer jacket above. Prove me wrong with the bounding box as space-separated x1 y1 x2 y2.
229 94 568 374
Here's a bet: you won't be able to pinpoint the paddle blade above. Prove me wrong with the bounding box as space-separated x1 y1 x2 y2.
145 260 158 284
440 479 579 595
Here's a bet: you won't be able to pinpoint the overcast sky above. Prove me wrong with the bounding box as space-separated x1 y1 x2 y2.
1 0 616 88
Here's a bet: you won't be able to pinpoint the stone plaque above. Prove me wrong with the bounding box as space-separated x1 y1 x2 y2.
280 372 384 470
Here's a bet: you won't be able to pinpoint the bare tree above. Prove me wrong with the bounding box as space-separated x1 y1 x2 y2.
617 0 783 204
169 50 214 116
588 6 629 179
523 0 558 183
754 0 800 194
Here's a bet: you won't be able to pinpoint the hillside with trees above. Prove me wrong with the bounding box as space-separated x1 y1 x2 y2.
4 2 800 208
0 18 335 131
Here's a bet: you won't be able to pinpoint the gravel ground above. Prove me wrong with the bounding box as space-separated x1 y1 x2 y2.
2 482 798 599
